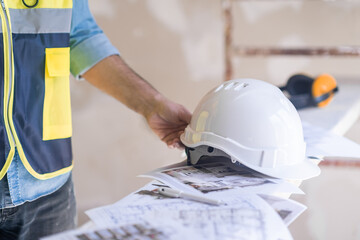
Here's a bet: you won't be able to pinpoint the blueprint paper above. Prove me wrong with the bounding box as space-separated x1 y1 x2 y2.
139 161 303 196
41 222 197 240
303 121 360 159
86 182 293 240
258 194 307 226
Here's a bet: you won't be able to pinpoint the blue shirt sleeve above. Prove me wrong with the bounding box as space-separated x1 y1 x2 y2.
70 0 120 79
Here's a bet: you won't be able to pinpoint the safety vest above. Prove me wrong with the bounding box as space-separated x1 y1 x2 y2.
0 0 73 180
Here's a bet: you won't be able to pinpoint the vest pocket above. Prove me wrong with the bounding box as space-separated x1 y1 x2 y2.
43 47 72 141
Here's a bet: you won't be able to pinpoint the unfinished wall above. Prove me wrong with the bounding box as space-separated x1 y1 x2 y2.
71 1 360 239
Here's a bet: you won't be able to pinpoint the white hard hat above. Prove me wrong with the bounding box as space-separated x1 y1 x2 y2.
180 79 320 180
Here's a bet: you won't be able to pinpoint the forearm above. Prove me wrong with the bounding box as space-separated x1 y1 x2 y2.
72 1 191 148
82 55 162 119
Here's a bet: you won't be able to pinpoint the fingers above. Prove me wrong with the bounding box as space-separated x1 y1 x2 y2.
166 106 190 149
162 129 186 150
179 106 192 124
167 140 185 150
148 100 191 150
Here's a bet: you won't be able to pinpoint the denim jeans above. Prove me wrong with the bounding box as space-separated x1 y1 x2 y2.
0 175 77 240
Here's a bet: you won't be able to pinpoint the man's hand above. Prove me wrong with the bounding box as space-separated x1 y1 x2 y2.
146 97 191 149
83 55 192 149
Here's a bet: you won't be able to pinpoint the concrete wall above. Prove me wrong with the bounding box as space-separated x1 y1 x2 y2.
71 1 360 239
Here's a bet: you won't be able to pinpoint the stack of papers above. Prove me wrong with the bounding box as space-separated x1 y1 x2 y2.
44 160 307 240
303 121 360 165
140 160 304 196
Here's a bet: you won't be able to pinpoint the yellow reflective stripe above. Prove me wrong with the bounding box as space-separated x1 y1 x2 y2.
6 0 72 9
17 148 73 180
0 0 16 179
12 130 73 179
0 149 14 180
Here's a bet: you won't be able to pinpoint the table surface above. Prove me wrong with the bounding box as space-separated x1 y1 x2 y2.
298 82 360 136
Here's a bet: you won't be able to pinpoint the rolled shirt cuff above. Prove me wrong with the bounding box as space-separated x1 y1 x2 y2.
70 33 120 80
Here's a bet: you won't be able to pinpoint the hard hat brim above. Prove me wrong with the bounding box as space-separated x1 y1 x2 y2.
235 156 321 180
181 132 321 180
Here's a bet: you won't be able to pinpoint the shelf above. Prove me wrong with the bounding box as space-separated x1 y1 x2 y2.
233 46 360 57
